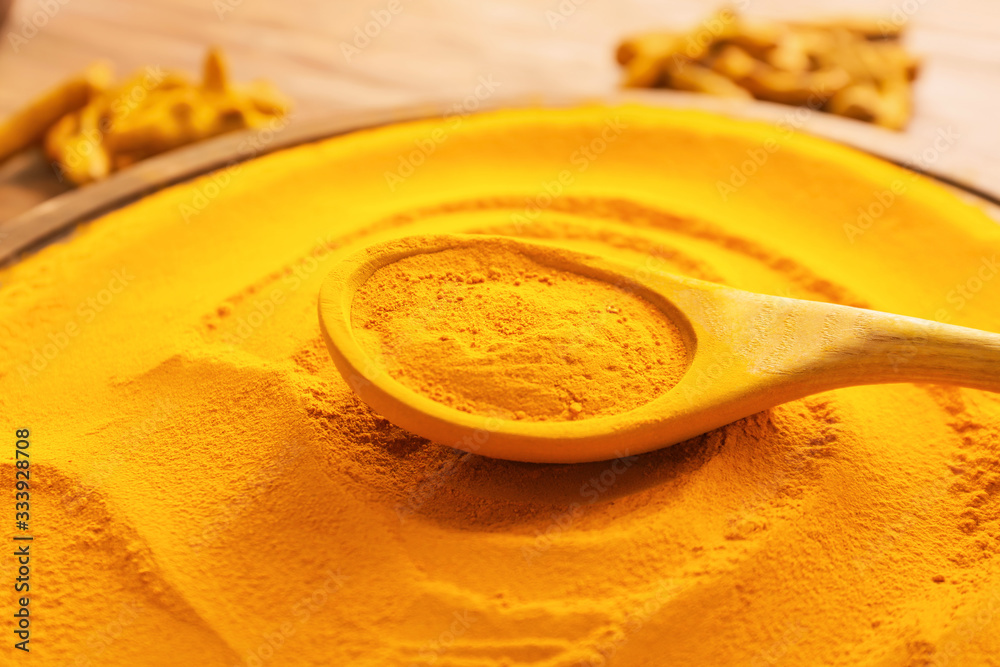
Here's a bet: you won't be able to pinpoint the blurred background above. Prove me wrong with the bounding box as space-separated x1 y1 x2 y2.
1 0 999 222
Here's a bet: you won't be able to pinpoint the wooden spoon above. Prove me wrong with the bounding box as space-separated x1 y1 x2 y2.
319 234 1000 463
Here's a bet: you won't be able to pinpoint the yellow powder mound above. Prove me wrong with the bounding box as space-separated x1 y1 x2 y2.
2 105 1000 666
352 244 689 421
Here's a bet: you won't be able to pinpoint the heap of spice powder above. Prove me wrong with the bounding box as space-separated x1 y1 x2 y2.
351 244 689 421
2 105 999 666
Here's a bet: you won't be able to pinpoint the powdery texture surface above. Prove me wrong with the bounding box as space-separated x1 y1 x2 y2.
352 245 689 421
2 106 1000 666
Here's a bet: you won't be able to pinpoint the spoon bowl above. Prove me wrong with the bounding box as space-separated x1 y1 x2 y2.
319 234 1000 463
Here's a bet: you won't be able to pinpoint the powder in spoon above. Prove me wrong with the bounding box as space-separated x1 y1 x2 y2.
351 242 689 421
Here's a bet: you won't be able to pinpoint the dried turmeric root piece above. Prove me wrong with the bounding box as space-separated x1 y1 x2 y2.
44 97 113 184
742 66 852 106
618 33 684 88
874 77 912 131
827 82 883 123
666 61 753 99
710 44 759 82
0 62 113 164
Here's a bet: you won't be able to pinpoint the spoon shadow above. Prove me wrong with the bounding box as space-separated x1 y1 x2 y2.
377 409 790 533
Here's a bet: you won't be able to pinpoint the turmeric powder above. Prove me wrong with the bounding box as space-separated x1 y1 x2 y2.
2 105 999 666
352 244 689 421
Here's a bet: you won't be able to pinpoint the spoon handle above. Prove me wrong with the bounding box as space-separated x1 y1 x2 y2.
811 306 1000 393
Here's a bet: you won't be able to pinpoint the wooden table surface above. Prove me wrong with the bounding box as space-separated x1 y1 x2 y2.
2 0 1000 224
